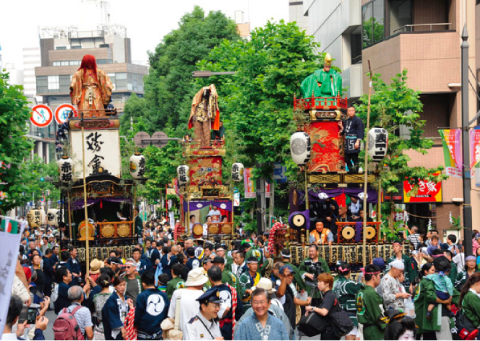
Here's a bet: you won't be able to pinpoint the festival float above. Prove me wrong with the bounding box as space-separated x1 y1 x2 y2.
49 55 141 265
276 54 405 265
175 85 237 244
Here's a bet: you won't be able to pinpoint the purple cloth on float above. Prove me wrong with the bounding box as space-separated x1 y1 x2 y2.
355 222 363 242
296 188 378 204
184 201 233 212
72 198 132 210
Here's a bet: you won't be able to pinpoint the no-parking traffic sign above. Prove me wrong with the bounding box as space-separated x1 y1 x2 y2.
30 104 53 128
55 103 77 124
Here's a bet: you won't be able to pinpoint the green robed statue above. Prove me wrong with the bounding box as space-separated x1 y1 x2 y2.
300 53 342 98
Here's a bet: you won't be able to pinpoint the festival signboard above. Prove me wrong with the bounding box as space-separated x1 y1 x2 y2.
70 130 121 179
470 127 480 169
438 129 462 178
403 173 442 203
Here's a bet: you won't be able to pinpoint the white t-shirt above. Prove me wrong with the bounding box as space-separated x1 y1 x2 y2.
168 288 203 340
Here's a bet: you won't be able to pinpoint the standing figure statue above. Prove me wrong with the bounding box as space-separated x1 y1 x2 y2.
300 53 342 98
70 54 113 117
188 84 220 147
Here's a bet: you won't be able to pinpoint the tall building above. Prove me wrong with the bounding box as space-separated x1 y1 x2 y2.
32 0 148 163
23 47 41 101
289 0 309 33
303 0 479 234
235 10 251 38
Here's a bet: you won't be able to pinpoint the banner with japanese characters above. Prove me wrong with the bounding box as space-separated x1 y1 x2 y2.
438 129 462 178
470 127 480 169
70 130 121 179
0 216 25 335
403 173 442 203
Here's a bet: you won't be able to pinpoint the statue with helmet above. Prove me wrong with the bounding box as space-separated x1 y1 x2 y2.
300 53 343 98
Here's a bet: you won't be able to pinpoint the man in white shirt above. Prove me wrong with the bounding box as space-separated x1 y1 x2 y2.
203 216 212 238
167 268 208 340
207 206 221 222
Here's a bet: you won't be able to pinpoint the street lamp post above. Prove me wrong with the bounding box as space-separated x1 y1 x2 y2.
461 25 473 256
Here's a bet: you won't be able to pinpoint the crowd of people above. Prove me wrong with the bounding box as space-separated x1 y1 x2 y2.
6 215 480 340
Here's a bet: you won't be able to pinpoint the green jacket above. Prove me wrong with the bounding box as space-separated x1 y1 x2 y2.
387 254 417 288
413 277 459 333
298 257 330 298
461 291 480 328
259 258 273 278
448 261 458 285
356 285 386 340
333 275 364 326
222 269 242 301
166 276 185 299
239 271 261 300
135 216 143 236
455 270 479 291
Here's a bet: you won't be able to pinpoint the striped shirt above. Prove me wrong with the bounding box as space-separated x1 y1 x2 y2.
407 234 421 249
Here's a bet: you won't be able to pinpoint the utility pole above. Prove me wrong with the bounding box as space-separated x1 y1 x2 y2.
461 24 473 256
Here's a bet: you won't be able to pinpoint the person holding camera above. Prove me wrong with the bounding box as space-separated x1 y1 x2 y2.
305 273 341 340
277 265 311 339
298 245 330 302
3 295 48 340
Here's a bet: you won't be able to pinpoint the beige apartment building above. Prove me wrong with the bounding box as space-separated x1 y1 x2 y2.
33 25 148 162
298 0 479 235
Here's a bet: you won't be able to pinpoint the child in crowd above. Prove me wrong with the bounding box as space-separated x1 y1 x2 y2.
158 274 168 293
426 256 453 319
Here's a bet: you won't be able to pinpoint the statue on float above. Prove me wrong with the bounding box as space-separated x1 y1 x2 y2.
300 53 342 98
70 54 113 116
188 84 220 147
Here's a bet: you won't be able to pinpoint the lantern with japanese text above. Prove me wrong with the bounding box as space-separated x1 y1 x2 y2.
46 209 60 227
27 209 45 228
129 152 146 179
57 155 73 183
367 128 388 162
231 163 244 182
290 132 311 165
177 165 190 185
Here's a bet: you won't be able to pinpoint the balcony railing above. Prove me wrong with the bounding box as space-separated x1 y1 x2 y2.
68 30 105 39
393 23 452 34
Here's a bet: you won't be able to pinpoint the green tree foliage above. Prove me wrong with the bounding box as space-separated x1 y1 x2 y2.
143 6 239 133
121 7 240 201
197 20 323 179
0 72 34 213
355 70 447 235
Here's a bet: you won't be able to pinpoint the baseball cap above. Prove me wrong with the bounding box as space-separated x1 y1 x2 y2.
279 264 295 274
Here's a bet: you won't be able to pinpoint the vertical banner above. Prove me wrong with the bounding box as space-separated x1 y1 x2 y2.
244 168 255 198
438 129 462 178
470 127 480 169
0 216 24 336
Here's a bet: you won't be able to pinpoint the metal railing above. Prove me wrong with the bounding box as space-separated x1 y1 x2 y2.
393 23 452 34
68 30 105 39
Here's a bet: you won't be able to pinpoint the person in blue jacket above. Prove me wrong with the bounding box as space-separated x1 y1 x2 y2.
67 247 81 286
102 277 133 340
135 271 170 340
132 249 148 276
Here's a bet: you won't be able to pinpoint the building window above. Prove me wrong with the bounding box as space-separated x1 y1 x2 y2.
351 32 362 64
48 76 59 92
389 0 412 36
55 46 67 50
53 61 60 66
115 72 127 90
61 61 69 66
37 76 48 94
59 75 71 93
97 59 113 64
71 45 82 49
362 0 385 48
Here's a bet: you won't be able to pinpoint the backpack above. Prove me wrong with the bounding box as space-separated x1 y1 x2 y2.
53 306 85 340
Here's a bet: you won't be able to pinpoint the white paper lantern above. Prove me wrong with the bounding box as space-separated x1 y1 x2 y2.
232 163 244 182
290 132 311 165
27 209 45 228
47 209 60 227
57 155 73 183
367 128 388 162
177 165 190 185
130 153 146 179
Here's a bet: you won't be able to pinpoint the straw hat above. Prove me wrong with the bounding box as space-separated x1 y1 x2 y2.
185 267 208 287
90 259 104 274
252 277 276 294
